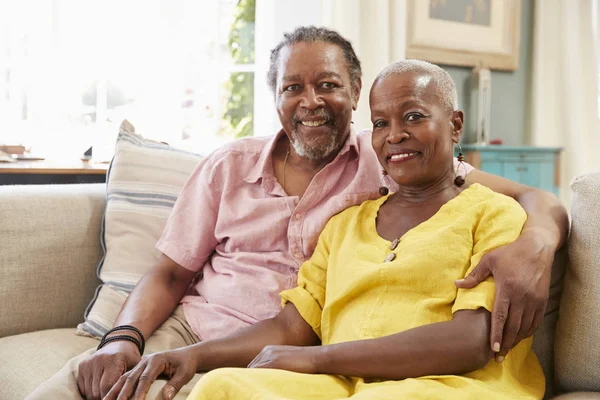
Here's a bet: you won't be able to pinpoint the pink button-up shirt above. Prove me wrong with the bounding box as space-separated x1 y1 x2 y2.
156 129 473 341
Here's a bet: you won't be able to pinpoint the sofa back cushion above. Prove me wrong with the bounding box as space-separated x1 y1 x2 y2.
77 120 202 338
555 171 600 392
0 184 105 338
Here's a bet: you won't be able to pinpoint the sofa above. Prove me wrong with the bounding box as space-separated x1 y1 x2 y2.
1 171 599 399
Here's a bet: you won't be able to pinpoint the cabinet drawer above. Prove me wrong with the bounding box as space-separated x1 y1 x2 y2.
480 160 556 193
533 162 557 193
459 145 562 196
497 162 522 183
518 162 539 187
479 151 556 163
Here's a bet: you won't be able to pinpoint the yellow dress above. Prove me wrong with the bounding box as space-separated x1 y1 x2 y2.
188 184 545 400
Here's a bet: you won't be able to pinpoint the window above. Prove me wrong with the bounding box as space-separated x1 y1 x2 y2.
0 0 255 159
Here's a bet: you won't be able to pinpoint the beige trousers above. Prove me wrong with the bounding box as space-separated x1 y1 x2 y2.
27 306 203 400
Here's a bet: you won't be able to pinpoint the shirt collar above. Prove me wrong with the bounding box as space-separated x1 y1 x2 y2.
243 130 285 184
243 128 360 184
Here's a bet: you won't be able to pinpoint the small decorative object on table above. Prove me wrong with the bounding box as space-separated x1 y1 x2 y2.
468 66 492 145
0 145 26 155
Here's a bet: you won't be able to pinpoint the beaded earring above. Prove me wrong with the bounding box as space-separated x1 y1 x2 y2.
379 169 389 196
454 144 466 187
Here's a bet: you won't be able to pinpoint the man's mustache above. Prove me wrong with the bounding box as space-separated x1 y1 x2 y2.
291 109 334 126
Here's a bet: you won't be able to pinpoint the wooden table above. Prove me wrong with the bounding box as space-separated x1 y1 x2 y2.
0 159 108 185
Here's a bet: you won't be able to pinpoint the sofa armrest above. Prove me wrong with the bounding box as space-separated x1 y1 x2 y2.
0 184 105 338
555 171 600 392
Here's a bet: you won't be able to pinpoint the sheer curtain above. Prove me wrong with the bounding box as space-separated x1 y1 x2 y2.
529 0 600 207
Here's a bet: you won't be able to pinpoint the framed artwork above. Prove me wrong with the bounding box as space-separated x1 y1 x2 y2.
406 0 522 71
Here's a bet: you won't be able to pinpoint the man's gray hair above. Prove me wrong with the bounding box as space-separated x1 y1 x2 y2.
267 26 362 99
375 59 458 112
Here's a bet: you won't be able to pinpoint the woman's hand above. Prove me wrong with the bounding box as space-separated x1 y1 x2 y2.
103 347 199 400
455 229 554 362
248 345 319 374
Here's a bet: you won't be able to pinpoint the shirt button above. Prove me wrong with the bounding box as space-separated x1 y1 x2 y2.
295 213 302 220
294 252 303 259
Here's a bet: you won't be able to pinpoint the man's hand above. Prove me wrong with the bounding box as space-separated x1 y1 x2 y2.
104 348 199 400
77 341 141 400
455 230 554 362
248 345 318 374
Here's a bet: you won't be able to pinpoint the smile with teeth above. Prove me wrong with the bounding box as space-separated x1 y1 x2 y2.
389 152 418 161
301 120 327 127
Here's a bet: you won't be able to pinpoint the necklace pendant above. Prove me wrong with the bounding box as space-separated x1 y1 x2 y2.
390 238 400 250
384 252 396 263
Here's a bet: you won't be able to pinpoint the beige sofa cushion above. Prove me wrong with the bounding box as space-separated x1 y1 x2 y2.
0 328 98 399
0 184 105 338
77 120 202 338
556 171 600 392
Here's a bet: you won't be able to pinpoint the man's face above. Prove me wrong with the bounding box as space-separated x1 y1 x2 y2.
275 42 358 160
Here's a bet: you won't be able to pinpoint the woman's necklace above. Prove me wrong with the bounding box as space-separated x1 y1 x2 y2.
384 237 400 262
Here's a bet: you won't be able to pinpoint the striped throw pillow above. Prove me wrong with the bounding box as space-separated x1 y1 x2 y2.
77 120 203 338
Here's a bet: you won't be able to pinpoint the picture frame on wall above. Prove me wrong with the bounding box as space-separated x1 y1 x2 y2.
406 0 522 71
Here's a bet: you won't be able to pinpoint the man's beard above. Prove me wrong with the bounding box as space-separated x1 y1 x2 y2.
290 110 345 161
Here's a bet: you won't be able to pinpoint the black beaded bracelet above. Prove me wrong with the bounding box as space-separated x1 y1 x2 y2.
98 325 146 354
97 335 143 354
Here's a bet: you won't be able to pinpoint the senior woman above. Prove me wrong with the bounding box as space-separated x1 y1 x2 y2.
107 60 545 400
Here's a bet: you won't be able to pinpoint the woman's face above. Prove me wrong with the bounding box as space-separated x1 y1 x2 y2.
370 72 463 187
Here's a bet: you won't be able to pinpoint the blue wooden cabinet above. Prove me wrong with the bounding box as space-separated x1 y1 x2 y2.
456 145 563 197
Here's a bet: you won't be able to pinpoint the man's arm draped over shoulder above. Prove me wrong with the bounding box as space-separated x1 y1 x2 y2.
458 170 569 361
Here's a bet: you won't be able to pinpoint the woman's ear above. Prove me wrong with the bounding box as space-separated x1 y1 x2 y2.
451 110 464 143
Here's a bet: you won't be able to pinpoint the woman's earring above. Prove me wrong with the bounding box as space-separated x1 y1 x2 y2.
379 169 389 196
454 144 466 187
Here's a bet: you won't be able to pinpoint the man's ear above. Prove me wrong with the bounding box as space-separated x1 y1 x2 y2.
451 110 464 143
352 78 362 111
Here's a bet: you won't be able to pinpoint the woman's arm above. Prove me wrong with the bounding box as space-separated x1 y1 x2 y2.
104 303 317 400
461 170 569 359
195 303 319 370
250 309 492 379
315 309 491 379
